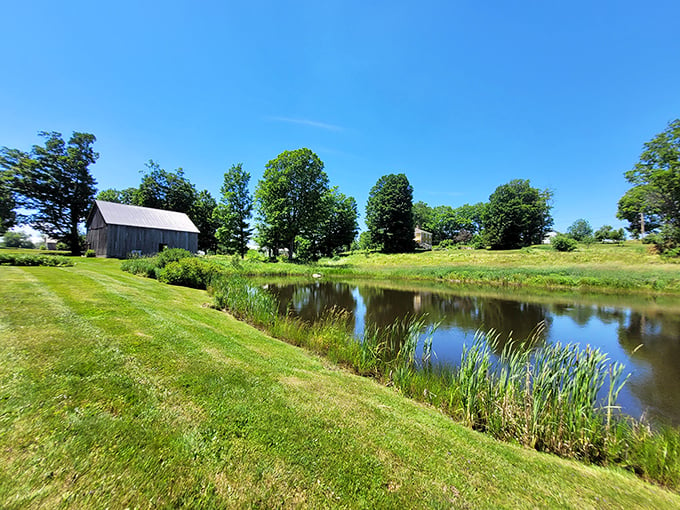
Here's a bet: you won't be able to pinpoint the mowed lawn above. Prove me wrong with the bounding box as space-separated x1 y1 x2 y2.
1 258 679 508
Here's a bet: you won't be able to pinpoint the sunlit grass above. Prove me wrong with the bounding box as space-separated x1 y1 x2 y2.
209 277 680 489
2 258 680 507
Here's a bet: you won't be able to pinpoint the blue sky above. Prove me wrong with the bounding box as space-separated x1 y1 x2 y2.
2 1 679 234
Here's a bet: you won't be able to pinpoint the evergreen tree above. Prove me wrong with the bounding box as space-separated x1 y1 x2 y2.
214 164 253 258
365 173 415 253
0 131 98 255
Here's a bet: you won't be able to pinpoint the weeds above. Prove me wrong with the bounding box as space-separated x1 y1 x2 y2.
207 276 680 489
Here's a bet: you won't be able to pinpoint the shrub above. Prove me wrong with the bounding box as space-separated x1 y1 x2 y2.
156 248 193 268
0 253 73 267
157 257 223 289
85 249 96 257
551 234 578 252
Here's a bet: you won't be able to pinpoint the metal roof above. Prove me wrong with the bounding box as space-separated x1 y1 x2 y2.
92 200 200 233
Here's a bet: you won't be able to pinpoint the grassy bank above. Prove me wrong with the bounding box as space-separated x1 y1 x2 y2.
2 258 680 508
176 242 680 294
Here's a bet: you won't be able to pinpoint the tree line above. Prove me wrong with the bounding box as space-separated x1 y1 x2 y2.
1 119 679 256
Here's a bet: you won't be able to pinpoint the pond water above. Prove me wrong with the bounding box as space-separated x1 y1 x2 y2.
263 279 680 426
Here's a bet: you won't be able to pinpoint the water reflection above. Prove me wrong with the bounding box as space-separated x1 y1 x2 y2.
264 280 680 425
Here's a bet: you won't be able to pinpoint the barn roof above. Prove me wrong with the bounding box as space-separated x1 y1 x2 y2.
90 200 200 233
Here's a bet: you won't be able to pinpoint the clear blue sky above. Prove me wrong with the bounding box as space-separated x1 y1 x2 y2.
2 0 679 233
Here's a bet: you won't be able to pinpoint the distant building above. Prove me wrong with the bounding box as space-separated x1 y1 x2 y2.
44 237 58 250
86 200 199 258
414 226 433 250
542 231 558 244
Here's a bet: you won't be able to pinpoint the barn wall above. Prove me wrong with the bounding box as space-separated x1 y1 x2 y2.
86 209 108 257
105 225 198 258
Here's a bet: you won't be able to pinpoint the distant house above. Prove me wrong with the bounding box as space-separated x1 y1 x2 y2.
86 200 199 258
542 231 558 245
414 226 433 250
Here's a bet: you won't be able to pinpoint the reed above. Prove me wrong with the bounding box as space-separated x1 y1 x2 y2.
203 275 680 488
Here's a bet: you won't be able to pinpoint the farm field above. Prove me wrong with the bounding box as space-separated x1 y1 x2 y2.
1 257 679 508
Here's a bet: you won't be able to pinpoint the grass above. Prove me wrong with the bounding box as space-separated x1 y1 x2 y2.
117 242 680 294
2 258 680 507
208 278 680 487
174 243 680 294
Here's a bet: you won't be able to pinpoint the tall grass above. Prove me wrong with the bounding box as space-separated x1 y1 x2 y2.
207 276 680 489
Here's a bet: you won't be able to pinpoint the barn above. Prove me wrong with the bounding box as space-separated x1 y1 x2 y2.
86 200 200 258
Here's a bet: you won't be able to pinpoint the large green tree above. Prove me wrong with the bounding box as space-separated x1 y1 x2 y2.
0 131 98 255
483 179 553 249
0 169 16 234
255 148 329 259
191 189 218 253
135 160 196 213
617 119 680 245
133 160 217 250
96 187 138 205
214 164 253 258
365 173 415 253
316 188 358 257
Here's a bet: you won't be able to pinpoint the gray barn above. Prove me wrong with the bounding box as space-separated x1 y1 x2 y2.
86 200 200 258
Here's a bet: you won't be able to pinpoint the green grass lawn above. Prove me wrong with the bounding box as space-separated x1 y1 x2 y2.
2 257 680 508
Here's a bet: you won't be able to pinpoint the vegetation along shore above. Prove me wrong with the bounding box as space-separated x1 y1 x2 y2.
2 255 680 508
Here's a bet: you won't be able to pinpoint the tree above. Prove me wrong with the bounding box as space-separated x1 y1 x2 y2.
0 169 16 234
594 225 625 243
413 201 433 230
1 230 34 249
617 185 662 238
316 188 358 257
617 119 680 245
191 190 218 253
483 179 553 249
96 187 138 204
255 149 329 259
214 164 253 258
566 219 594 242
0 131 98 255
135 160 196 213
365 173 415 253
133 160 217 250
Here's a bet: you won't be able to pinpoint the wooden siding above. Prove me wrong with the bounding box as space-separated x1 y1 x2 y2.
85 202 199 258
97 225 198 258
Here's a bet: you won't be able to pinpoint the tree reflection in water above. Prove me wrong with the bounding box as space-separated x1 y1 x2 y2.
263 280 680 425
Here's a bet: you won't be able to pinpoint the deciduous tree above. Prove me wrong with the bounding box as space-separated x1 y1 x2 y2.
566 219 594 242
135 160 196 213
0 131 98 255
617 119 680 246
0 169 16 234
317 188 358 257
365 173 415 253
483 179 553 249
255 149 329 259
96 187 138 205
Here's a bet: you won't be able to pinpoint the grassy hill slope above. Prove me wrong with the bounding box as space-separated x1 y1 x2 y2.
1 258 678 508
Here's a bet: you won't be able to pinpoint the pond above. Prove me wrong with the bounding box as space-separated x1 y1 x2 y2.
262 279 680 426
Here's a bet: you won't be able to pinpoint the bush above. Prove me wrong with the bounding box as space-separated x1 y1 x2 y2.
156 248 193 268
85 249 96 257
0 253 73 267
157 257 223 289
551 234 578 252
